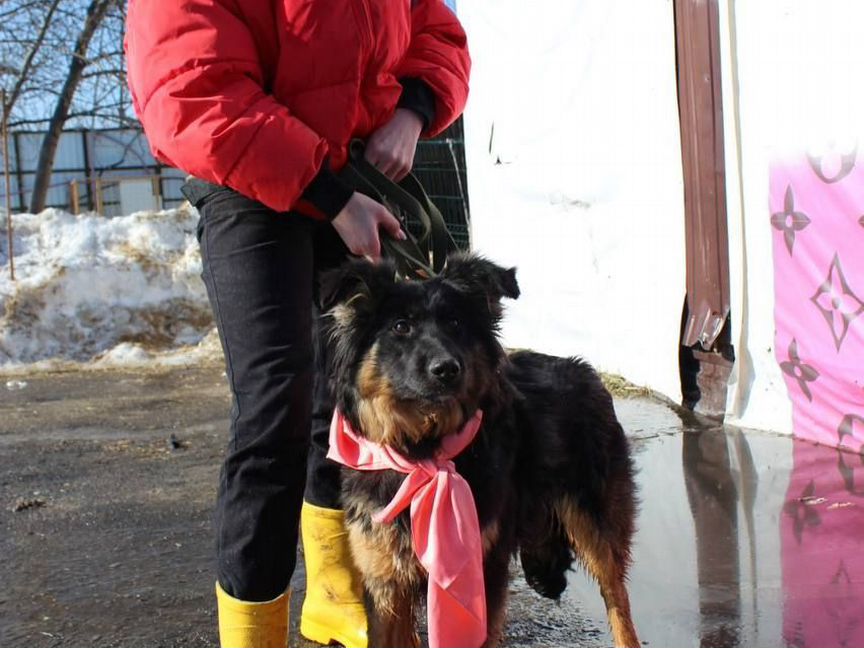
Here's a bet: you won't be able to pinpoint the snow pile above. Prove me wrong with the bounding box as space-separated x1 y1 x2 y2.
0 207 219 372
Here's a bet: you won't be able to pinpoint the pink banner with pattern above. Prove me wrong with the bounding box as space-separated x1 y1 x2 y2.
770 148 864 450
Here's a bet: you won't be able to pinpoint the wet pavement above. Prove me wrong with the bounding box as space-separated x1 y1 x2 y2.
1 365 863 647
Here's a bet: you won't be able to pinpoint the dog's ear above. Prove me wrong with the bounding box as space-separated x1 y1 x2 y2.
319 259 397 313
440 253 519 316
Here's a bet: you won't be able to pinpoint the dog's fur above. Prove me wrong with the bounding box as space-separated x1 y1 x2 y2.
321 253 639 648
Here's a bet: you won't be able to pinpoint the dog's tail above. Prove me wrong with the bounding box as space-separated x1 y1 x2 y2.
518 509 573 600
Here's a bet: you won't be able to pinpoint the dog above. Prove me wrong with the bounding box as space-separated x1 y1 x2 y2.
320 253 639 648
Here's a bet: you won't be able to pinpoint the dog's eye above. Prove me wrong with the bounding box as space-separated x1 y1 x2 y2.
392 320 412 336
448 318 460 329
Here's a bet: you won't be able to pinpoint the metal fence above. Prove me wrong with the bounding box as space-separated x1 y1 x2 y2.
1 121 471 247
1 128 187 217
413 119 471 249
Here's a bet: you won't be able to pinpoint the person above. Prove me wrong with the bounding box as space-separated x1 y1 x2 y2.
124 2 470 647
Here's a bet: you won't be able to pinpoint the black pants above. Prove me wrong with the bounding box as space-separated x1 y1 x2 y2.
187 180 347 601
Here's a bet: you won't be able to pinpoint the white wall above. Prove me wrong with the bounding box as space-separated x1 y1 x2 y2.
460 0 686 399
719 0 792 432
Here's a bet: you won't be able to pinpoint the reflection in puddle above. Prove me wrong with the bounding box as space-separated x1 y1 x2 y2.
782 441 864 648
684 426 749 648
564 399 864 648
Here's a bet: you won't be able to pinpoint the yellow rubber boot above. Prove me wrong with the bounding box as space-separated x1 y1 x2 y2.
216 582 289 648
300 502 368 648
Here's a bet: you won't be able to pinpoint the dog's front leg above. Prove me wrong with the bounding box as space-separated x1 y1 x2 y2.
347 522 421 648
367 582 420 648
481 529 512 648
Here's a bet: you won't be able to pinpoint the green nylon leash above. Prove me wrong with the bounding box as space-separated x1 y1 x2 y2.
338 139 458 279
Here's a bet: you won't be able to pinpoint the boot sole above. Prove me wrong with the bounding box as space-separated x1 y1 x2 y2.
300 615 366 648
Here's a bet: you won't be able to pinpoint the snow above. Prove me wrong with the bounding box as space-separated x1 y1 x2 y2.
0 206 220 373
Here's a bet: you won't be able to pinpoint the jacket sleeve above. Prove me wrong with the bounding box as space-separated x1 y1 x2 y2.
125 0 327 213
396 0 471 136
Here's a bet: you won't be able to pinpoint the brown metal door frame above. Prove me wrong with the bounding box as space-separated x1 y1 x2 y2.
674 0 734 416
674 0 731 351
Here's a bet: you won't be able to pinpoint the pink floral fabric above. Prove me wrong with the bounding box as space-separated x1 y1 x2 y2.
770 149 864 450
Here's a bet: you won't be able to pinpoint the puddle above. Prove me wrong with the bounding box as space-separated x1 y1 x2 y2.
563 398 864 648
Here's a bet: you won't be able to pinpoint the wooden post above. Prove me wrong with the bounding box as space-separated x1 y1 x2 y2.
151 174 163 211
1 89 14 281
155 162 165 210
94 177 104 215
70 179 80 215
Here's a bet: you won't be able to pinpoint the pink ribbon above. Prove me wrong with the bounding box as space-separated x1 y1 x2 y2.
327 409 487 648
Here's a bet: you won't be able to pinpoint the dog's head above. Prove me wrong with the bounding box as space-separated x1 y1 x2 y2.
321 253 519 458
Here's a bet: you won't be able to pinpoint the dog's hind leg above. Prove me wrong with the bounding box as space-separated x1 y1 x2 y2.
555 496 639 648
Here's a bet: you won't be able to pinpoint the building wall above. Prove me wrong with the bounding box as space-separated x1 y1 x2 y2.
460 0 686 399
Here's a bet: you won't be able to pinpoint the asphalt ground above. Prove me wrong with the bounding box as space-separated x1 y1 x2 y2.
0 365 605 648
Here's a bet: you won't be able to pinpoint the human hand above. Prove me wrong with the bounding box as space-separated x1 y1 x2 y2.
364 108 424 181
331 193 406 262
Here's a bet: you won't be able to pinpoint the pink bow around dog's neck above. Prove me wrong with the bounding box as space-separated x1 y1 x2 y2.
327 409 487 648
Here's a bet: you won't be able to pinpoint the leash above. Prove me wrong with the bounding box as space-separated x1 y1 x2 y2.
338 139 458 279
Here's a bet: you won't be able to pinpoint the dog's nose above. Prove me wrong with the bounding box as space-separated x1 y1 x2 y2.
429 358 461 383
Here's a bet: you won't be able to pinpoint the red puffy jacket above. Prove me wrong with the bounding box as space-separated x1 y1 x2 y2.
125 0 470 215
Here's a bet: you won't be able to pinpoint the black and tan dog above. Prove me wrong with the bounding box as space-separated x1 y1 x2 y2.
321 253 639 648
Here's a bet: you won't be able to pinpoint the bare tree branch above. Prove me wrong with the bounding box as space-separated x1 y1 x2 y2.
30 0 122 212
4 0 62 115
